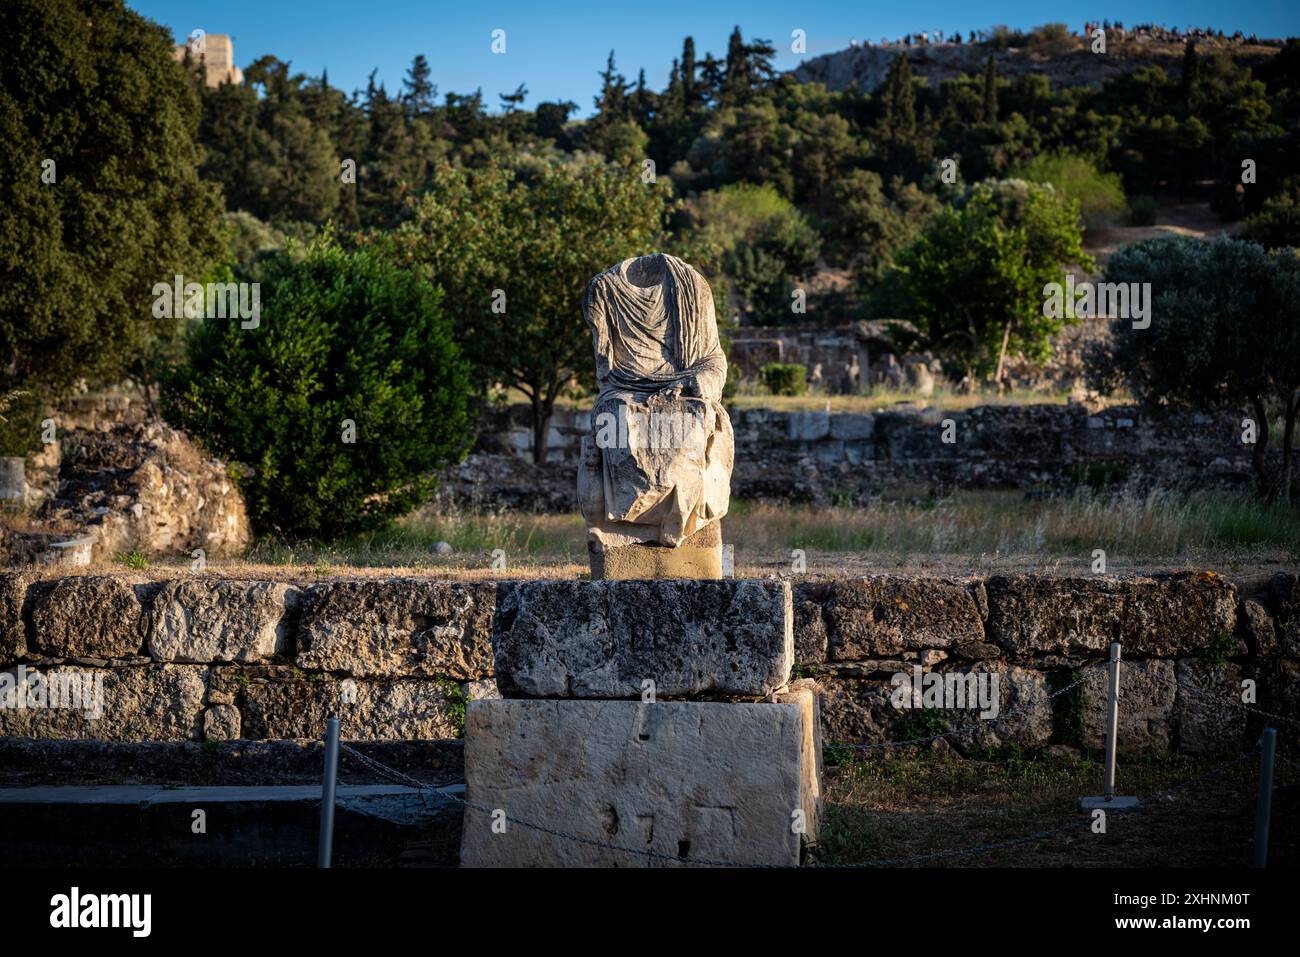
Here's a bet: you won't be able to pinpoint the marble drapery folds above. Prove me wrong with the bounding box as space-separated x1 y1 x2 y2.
579 253 733 551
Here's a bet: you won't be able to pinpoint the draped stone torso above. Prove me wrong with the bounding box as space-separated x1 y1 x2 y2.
579 253 733 547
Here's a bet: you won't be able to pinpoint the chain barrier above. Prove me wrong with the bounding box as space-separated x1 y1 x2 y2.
325 646 1299 868
336 723 1279 869
1177 679 1300 729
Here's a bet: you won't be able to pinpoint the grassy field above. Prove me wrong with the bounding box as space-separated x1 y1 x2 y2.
813 749 1299 867
181 487 1300 582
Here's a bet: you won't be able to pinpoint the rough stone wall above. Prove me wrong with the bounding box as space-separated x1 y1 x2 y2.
8 421 251 566
2 571 1296 756
450 403 1261 509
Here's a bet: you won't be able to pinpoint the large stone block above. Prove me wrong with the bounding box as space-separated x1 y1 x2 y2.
296 578 496 679
0 571 29 664
461 691 820 867
588 522 723 580
0 664 205 740
237 673 462 740
30 576 145 659
1120 573 1237 656
492 579 793 698
148 579 297 663
819 664 1052 752
1262 572 1300 658
1174 659 1247 754
1081 658 1176 754
825 576 984 660
985 576 1124 657
788 410 830 442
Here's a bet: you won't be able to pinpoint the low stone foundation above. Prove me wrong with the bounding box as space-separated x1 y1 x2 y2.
1 570 1297 761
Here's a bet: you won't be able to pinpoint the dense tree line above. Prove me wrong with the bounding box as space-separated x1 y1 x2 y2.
192 28 1300 306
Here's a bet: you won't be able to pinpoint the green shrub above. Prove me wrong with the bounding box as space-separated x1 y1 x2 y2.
1011 153 1127 230
760 363 808 396
1128 196 1158 226
164 238 472 540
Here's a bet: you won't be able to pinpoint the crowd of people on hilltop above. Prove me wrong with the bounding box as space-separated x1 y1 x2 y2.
847 22 1267 51
1085 21 1264 44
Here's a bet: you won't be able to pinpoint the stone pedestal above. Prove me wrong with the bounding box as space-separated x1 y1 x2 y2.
460 687 822 868
461 578 818 867
589 522 723 580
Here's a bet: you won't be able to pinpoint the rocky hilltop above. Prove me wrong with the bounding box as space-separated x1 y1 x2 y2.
792 35 1280 93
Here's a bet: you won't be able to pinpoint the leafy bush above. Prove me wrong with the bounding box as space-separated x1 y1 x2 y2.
760 363 808 396
690 183 821 325
1128 195 1158 226
164 238 472 540
1086 236 1300 502
1244 179 1300 249
1011 153 1127 229
874 179 1093 384
0 0 223 453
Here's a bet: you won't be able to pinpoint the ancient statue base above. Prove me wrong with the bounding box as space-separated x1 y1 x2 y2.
588 523 722 580
460 688 822 867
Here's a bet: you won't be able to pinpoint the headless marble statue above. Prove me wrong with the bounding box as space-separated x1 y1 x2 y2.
578 253 733 578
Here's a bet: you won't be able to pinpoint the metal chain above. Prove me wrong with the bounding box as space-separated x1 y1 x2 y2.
328 644 1292 868
1177 680 1300 729
815 747 1261 868
336 736 1266 869
338 742 752 867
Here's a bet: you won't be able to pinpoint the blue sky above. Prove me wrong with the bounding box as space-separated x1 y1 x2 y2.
130 0 1299 115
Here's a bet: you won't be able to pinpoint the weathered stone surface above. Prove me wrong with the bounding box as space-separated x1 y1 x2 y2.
461 694 818 867
789 410 831 442
0 664 205 740
1121 573 1237 656
589 522 722 580
940 664 1054 753
297 579 496 679
1174 659 1247 754
792 582 831 665
1240 600 1277 658
825 576 984 659
1263 572 1300 658
30 576 145 659
148 579 297 663
463 679 501 702
829 413 872 441
819 664 1051 752
579 254 732 569
202 703 241 741
1081 659 1177 754
492 579 793 698
986 576 1124 657
0 571 29 664
819 677 899 746
238 675 460 740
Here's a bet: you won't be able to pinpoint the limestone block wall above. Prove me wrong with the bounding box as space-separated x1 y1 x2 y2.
1 571 1297 756
456 403 1263 509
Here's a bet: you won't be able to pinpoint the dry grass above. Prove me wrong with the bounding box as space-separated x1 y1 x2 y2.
813 750 1300 867
725 384 1081 413
41 488 1297 582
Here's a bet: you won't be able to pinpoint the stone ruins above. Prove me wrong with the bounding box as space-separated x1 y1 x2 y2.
459 254 819 866
577 253 733 579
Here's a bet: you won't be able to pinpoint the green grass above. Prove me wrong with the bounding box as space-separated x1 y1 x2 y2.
212 487 1297 574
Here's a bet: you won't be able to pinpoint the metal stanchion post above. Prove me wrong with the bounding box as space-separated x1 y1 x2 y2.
318 715 341 868
1251 728 1276 868
1080 643 1140 810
